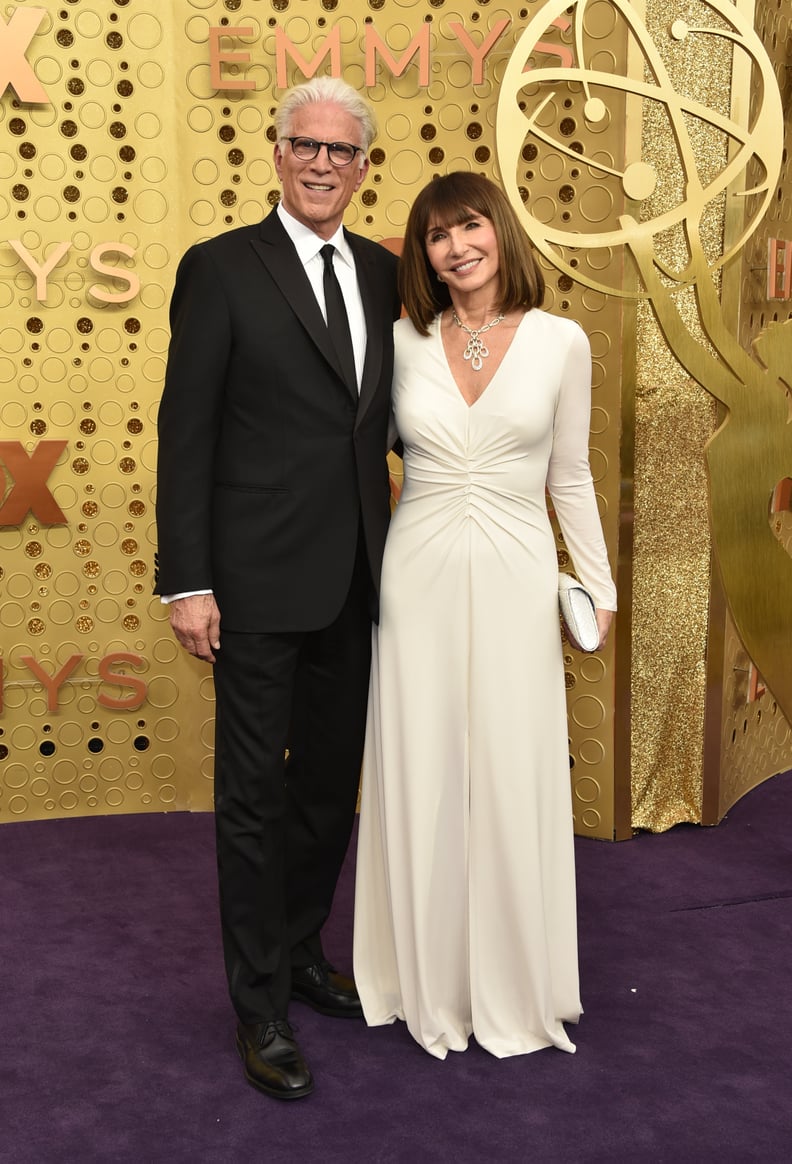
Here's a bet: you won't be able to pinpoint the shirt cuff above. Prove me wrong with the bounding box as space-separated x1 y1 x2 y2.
160 589 213 604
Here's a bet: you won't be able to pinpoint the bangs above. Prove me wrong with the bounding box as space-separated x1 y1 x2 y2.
417 173 495 234
425 200 485 233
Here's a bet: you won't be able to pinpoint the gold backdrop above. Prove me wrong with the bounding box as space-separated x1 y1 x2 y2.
1 0 790 835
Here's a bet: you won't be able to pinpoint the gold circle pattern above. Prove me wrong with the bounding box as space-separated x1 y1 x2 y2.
0 0 622 835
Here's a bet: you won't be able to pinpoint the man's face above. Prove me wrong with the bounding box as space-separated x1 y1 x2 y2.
274 102 369 240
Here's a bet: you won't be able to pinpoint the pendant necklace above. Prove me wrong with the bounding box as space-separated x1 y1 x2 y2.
451 310 505 371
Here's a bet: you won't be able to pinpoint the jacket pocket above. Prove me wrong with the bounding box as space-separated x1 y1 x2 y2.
215 482 288 494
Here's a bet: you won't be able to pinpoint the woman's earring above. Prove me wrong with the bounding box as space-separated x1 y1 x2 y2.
436 273 444 283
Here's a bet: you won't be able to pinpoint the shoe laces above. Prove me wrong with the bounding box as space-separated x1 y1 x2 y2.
256 1019 294 1046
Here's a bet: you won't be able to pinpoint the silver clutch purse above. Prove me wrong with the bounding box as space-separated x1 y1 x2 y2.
558 573 599 653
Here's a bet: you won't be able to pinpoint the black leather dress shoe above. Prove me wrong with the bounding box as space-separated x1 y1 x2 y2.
291 960 363 1018
235 1020 314 1100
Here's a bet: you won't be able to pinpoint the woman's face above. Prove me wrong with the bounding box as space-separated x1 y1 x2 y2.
424 211 501 303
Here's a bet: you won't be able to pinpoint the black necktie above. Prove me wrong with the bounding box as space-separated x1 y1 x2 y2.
320 243 357 395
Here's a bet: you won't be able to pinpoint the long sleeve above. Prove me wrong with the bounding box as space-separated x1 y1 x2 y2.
155 243 231 595
546 323 617 611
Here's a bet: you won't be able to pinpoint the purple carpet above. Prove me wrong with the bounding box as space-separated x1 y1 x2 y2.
2 774 791 1162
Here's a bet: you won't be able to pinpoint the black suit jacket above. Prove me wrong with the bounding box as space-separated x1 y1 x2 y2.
155 209 400 632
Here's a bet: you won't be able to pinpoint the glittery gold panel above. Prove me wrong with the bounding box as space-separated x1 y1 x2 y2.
0 1 622 831
630 0 728 829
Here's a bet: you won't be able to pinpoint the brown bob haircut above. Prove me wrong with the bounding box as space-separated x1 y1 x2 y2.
399 172 545 335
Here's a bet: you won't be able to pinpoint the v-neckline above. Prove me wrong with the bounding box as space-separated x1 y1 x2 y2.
437 311 525 409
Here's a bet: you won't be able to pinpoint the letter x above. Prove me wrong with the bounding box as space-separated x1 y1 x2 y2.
0 440 67 526
0 7 48 103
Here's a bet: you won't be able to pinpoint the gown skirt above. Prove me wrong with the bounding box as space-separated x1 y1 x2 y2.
353 310 616 1060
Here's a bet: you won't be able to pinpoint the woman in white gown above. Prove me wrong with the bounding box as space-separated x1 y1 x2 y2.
353 173 617 1060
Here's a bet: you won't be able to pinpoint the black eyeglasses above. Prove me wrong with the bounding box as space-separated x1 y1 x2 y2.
284 136 364 168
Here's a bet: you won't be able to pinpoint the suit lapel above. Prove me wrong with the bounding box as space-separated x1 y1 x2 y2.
248 212 388 418
347 232 386 426
249 211 349 389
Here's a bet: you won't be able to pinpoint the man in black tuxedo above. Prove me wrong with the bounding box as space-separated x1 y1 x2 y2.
155 77 400 1100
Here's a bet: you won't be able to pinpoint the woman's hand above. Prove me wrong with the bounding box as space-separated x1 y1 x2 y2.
595 608 614 651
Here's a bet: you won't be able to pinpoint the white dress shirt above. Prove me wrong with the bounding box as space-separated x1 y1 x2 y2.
276 203 367 391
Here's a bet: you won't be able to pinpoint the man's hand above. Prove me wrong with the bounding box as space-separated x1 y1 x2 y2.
168 594 221 663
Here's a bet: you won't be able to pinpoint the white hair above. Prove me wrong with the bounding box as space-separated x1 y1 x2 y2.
274 76 377 162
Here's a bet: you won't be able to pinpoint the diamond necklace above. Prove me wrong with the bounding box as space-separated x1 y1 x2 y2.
451 310 505 371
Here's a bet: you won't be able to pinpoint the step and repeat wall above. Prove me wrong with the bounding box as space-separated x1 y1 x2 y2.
1 0 790 834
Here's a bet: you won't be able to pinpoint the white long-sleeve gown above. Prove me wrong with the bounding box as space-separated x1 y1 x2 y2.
353 309 617 1060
